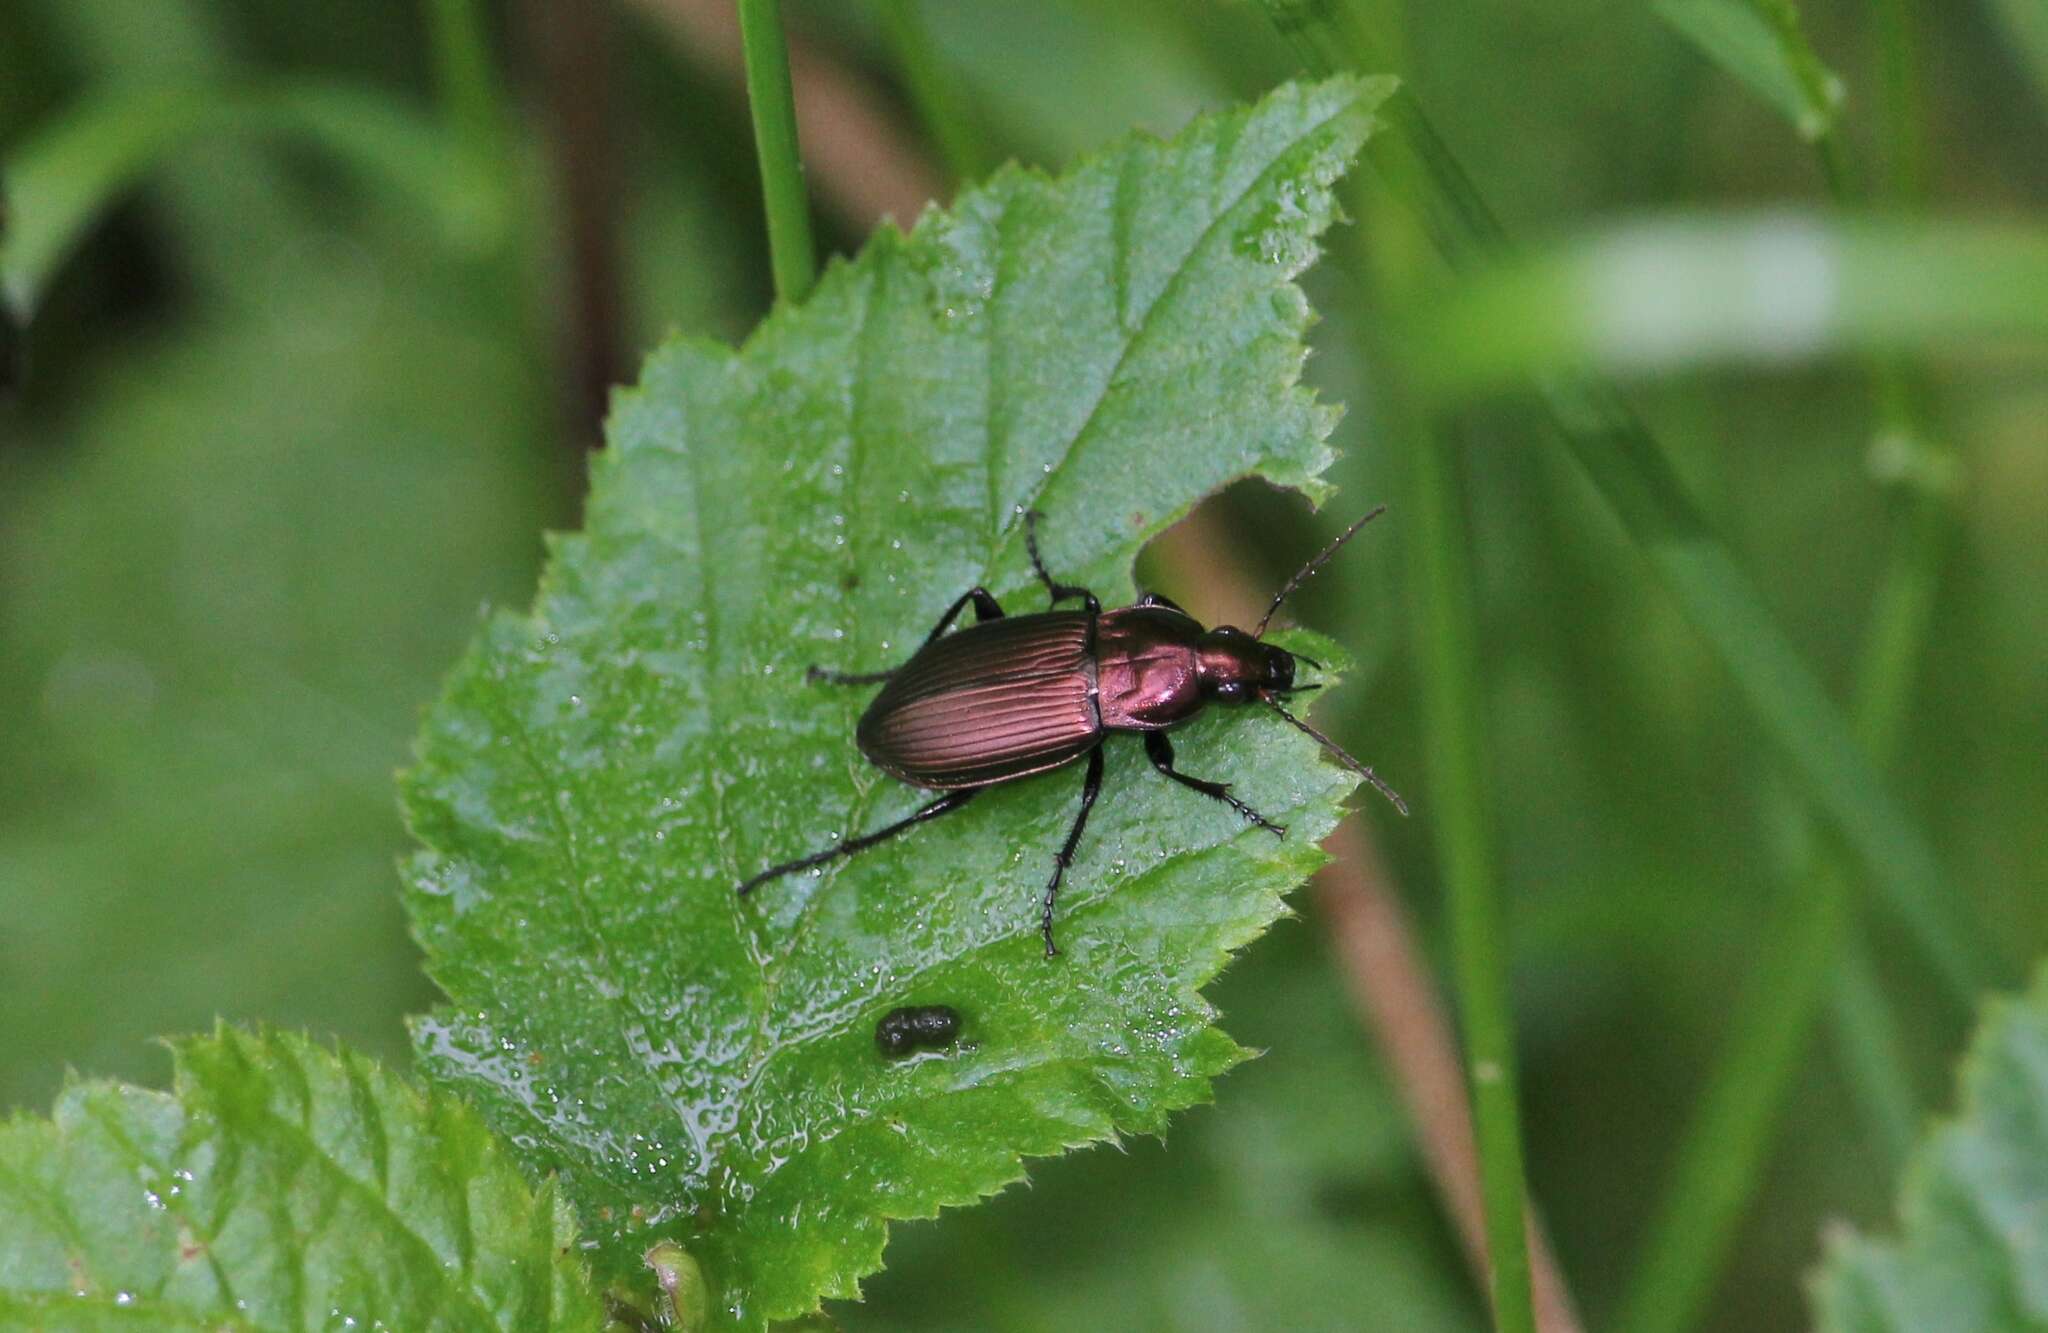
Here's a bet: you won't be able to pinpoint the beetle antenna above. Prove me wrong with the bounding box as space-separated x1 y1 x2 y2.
1291 652 1325 671
1268 698 1409 815
1254 505 1387 639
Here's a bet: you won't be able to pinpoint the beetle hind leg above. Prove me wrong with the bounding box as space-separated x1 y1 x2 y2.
1038 745 1106 958
806 586 1007 685
1144 731 1286 837
738 790 977 896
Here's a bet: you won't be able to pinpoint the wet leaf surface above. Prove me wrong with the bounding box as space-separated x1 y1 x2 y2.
0 1029 604 1332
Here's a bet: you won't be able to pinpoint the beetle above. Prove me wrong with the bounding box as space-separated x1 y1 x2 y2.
875 1004 962 1058
738 506 1407 957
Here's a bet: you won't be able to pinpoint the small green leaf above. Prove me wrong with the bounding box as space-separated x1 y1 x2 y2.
1655 0 1845 140
1811 963 2048 1332
403 75 1391 1326
0 1028 605 1332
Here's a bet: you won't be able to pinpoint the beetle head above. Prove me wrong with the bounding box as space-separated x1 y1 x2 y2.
1197 626 1297 703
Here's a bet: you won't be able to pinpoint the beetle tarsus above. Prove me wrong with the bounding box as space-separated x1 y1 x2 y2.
1040 745 1105 958
1144 731 1285 837
807 665 894 686
738 790 977 896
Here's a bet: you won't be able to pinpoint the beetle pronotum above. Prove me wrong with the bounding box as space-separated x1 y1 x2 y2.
739 508 1407 957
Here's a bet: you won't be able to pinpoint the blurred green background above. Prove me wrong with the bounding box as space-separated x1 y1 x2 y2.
2 1 2042 1330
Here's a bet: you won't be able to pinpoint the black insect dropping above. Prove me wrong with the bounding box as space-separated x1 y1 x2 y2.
875 1005 962 1058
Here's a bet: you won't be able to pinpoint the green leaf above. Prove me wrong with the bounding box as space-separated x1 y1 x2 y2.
1 81 492 321
1654 0 1845 139
0 1028 605 1332
403 75 1391 1327
1810 963 2048 1331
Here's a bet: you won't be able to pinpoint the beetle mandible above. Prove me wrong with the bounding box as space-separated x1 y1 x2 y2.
737 507 1408 957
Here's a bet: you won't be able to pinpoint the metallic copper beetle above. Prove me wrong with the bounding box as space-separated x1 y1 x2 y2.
739 508 1406 957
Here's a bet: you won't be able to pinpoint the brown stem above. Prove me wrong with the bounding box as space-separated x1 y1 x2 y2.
1153 503 1581 1333
524 0 626 456
1317 822 1581 1333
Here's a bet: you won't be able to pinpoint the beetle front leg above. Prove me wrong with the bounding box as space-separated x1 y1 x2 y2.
807 586 1007 685
1039 745 1105 958
1143 731 1286 837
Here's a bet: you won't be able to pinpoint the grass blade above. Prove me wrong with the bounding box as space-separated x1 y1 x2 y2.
1654 0 1845 140
1406 216 2048 394
873 0 998 186
1 81 470 321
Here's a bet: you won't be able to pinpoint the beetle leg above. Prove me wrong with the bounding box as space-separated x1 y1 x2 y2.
1023 510 1101 616
737 790 977 896
1143 731 1286 837
935 587 1008 639
807 666 895 685
1039 745 1105 958
806 586 1006 685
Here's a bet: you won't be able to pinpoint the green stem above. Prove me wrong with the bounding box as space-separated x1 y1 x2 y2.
420 0 515 260
737 0 817 304
1873 0 1927 203
1407 428 1537 1333
873 0 996 186
424 0 506 167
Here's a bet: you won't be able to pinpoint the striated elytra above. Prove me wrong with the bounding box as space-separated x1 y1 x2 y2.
740 509 1407 957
